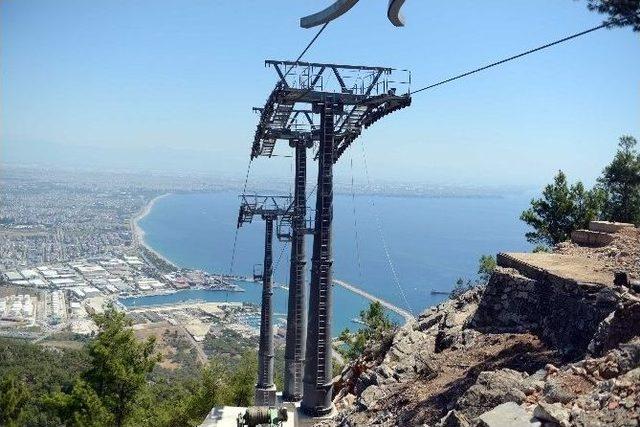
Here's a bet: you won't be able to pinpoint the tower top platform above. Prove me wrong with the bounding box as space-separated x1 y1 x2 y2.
251 60 411 161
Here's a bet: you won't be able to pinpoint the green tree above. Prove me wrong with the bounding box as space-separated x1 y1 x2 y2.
520 171 604 246
45 379 114 427
83 308 160 427
338 301 395 360
360 301 393 335
227 351 257 407
1 322 260 427
477 255 497 282
190 361 228 416
583 0 640 31
156 360 229 427
598 135 640 224
47 308 161 427
0 374 30 426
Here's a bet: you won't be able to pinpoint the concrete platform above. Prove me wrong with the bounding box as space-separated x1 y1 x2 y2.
201 393 297 426
571 229 615 247
589 220 635 233
498 252 613 286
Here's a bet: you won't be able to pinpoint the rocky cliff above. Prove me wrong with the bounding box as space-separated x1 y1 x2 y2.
327 223 640 426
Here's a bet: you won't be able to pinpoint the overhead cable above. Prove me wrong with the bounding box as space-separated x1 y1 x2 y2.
411 23 608 95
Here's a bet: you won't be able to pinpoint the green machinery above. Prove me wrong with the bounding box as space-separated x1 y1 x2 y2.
236 406 288 427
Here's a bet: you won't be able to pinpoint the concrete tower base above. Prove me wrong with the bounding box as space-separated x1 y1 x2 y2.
254 386 277 407
295 404 336 427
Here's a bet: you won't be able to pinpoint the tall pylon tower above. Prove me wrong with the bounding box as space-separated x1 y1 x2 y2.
251 103 316 401
250 60 411 417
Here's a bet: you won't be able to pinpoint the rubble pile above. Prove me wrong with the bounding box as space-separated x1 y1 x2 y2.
558 225 640 279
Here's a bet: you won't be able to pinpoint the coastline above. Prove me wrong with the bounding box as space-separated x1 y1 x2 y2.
131 193 179 270
129 193 420 313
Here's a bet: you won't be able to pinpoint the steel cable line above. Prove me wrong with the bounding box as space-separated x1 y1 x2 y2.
359 142 414 317
349 151 364 282
271 181 319 280
294 23 330 66
411 23 608 95
252 20 611 298
281 22 331 106
272 239 289 282
282 22 330 83
228 158 253 275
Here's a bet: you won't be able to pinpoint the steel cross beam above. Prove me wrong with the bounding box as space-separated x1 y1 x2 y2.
251 60 410 161
237 194 292 406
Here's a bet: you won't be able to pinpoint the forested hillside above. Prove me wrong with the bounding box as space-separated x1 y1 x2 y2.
0 309 258 427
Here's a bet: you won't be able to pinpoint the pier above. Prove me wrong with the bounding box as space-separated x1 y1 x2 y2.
333 279 414 323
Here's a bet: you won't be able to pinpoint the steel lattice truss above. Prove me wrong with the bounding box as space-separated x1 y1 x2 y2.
251 60 411 161
237 194 293 226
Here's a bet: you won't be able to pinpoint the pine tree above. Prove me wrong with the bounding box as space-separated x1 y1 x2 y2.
337 301 395 360
584 0 640 31
83 308 160 427
48 307 160 427
520 171 604 246
0 374 30 427
599 135 640 224
477 255 497 282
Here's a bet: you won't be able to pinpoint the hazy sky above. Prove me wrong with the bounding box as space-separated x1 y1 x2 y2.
1 1 638 187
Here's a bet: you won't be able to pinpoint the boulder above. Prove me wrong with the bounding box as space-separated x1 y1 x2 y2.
588 301 640 356
438 410 470 427
456 369 527 418
476 402 540 427
543 378 576 404
358 385 385 410
533 402 570 427
353 369 377 395
521 369 546 395
416 310 444 332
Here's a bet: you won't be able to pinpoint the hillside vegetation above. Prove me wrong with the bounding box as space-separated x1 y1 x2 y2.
0 309 259 427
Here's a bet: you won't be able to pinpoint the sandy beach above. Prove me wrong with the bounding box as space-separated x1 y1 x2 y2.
131 193 179 269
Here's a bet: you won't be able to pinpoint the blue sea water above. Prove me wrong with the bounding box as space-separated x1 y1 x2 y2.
130 191 533 333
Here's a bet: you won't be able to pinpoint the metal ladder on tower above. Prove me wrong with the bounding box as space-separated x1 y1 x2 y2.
315 102 334 390
293 252 305 397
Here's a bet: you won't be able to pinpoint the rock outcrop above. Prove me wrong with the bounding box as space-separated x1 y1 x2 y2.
329 224 640 426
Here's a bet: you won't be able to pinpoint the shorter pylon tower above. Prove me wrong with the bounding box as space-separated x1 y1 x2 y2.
237 194 292 406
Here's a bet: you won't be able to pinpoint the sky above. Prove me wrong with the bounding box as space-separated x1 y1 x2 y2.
1 0 638 188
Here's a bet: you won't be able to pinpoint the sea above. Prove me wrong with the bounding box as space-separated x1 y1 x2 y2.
120 191 533 334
